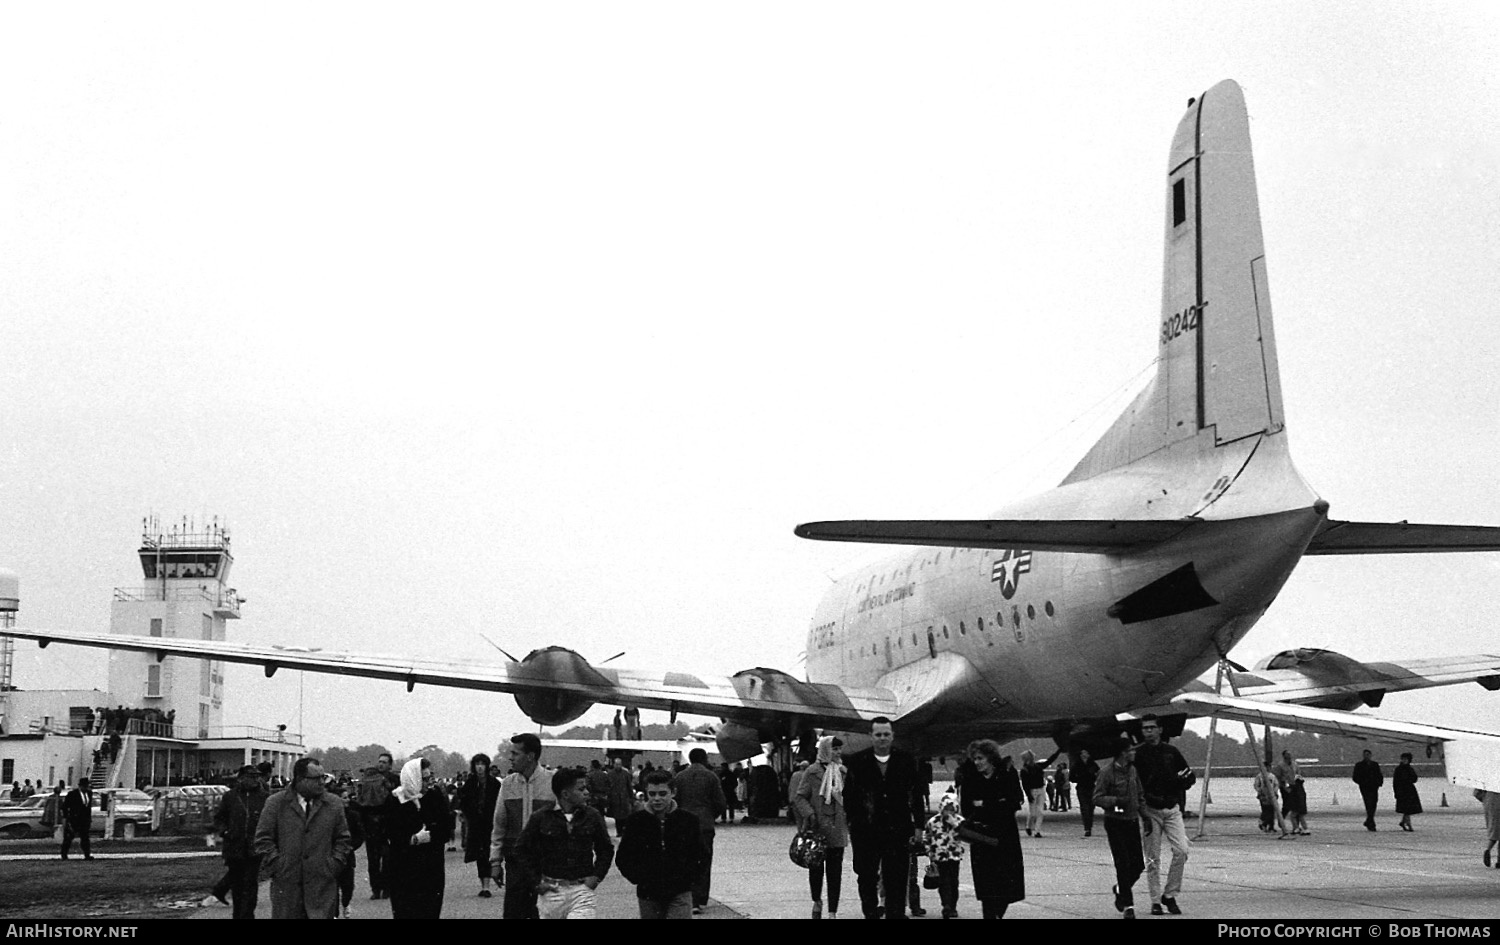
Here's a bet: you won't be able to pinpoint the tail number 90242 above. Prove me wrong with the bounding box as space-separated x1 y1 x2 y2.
1160 300 1208 345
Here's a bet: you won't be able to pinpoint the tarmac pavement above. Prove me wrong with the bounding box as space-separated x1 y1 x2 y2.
183 801 1500 919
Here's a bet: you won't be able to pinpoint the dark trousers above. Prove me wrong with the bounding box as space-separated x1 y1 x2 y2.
808 845 844 912
339 850 358 908
212 867 232 901
852 832 910 918
1078 786 1095 833
226 855 261 919
1104 817 1145 910
936 859 960 915
61 822 90 859
1360 787 1380 825
692 826 715 908
502 854 539 919
907 851 923 911
365 820 389 896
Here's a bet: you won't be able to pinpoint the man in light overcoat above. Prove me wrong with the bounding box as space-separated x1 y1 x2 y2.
254 757 353 919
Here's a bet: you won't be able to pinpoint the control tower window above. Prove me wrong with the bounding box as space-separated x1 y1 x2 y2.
149 619 162 638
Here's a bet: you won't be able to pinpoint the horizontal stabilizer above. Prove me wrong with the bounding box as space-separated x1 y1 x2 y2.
1306 519 1500 555
793 519 1193 553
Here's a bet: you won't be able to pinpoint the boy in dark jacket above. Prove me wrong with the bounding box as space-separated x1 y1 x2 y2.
616 770 708 919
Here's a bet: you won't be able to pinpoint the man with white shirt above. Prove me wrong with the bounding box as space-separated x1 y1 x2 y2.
843 716 924 919
254 757 353 919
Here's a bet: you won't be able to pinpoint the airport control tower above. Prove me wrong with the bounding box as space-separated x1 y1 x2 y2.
108 516 243 740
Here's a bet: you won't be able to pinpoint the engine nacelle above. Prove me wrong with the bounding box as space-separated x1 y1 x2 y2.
511 646 602 726
715 721 767 764
1253 647 1389 710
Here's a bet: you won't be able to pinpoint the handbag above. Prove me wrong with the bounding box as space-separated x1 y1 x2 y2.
788 828 827 869
922 861 941 889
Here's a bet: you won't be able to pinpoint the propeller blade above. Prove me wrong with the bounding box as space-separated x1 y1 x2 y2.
599 651 626 665
479 633 520 663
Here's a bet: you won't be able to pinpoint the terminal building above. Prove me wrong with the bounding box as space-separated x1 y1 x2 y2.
0 517 303 792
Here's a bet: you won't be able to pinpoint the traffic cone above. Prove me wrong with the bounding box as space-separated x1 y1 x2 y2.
1441 792 1449 808
1332 791 1339 806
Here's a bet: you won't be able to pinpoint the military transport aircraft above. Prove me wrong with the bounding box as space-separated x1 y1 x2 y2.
9 80 1500 786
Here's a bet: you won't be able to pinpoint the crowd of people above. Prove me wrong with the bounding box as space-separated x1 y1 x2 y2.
24 711 1471 920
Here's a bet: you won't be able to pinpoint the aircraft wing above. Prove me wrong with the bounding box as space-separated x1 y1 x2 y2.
1305 519 1500 554
0 627 898 731
1167 692 1500 792
1216 652 1500 707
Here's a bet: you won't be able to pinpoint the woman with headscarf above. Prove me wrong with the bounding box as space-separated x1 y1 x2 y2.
459 753 501 898
960 739 1025 919
1275 750 1309 835
382 757 453 919
792 735 848 919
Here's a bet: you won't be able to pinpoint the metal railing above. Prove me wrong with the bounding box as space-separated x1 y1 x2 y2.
113 585 240 616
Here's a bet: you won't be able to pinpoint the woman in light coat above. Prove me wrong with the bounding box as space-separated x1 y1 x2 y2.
792 735 848 919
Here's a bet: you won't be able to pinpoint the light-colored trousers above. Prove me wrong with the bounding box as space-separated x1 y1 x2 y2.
1142 804 1189 902
539 883 597 919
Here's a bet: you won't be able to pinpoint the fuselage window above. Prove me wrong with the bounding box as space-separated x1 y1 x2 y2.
959 622 966 635
942 625 950 639
978 617 986 632
1027 604 1036 620
1045 601 1055 617
911 633 918 646
1012 607 1021 629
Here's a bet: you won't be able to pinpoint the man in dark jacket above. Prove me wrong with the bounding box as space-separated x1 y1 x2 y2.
617 769 708 919
356 752 399 899
843 716 924 919
1352 750 1384 832
214 765 269 919
61 779 94 860
670 748 726 915
1135 715 1195 916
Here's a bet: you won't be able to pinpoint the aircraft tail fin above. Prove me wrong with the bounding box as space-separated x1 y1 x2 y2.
1064 80 1285 485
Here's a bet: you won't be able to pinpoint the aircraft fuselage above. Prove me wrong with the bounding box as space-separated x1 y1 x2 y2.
804 503 1325 744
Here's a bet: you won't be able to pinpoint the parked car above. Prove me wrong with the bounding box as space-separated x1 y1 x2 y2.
0 795 48 838
97 788 155 823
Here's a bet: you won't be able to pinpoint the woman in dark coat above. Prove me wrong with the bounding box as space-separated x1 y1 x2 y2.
383 758 453 919
459 753 501 897
1393 752 1422 831
960 739 1025 918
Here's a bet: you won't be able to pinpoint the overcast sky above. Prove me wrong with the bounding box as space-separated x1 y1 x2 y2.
1 4 1497 762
